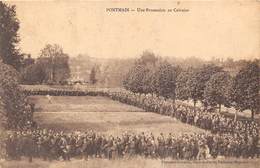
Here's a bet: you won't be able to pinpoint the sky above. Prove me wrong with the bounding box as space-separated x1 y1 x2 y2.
8 0 260 60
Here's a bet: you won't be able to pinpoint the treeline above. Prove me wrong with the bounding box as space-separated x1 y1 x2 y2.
0 1 70 86
123 51 260 120
20 44 71 85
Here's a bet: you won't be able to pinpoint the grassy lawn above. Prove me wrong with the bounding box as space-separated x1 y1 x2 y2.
30 96 205 135
29 96 143 113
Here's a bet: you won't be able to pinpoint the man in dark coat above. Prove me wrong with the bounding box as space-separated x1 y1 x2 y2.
6 134 17 160
23 132 35 162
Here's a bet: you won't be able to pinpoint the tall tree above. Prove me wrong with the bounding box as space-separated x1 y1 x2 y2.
176 67 194 101
21 62 46 84
153 61 179 99
140 67 154 94
232 60 260 120
123 51 160 93
39 44 70 84
187 64 223 108
204 71 232 112
123 64 148 93
0 2 21 70
137 50 158 66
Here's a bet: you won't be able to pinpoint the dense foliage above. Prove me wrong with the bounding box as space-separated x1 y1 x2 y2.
21 44 71 85
231 60 260 120
153 61 179 99
187 64 223 107
0 62 33 129
124 52 260 120
176 67 194 101
0 2 21 70
21 62 47 84
123 64 150 93
123 51 179 99
204 72 232 112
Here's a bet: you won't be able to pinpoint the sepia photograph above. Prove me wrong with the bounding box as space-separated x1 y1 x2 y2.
0 0 259 168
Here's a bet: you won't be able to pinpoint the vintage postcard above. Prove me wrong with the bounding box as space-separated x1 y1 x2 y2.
0 0 259 168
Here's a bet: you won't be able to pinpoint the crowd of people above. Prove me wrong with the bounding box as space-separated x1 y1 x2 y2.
15 87 259 162
22 86 259 139
106 91 259 140
5 128 259 162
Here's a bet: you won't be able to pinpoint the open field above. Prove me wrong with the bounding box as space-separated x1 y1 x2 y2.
29 96 143 113
30 96 206 135
23 85 260 124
